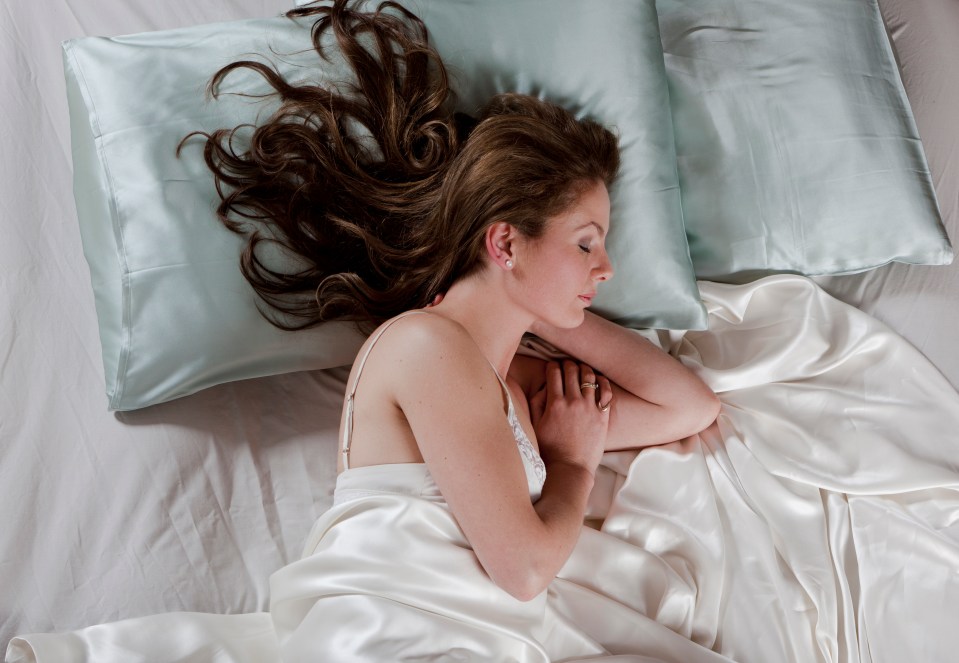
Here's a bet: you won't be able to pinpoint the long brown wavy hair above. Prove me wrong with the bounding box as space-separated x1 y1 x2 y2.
180 0 619 333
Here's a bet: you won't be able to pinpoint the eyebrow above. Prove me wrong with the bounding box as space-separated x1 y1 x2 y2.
575 220 608 238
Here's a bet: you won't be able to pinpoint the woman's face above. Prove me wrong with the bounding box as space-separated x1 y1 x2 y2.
514 181 613 328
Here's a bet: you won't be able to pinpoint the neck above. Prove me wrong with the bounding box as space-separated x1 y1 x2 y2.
427 271 531 378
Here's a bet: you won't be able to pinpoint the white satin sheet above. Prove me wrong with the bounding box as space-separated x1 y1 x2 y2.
8 275 959 663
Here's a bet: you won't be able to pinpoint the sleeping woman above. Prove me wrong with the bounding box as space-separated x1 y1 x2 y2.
188 0 722 659
7 1 720 661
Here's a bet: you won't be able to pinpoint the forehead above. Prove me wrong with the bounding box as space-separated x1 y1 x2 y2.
551 182 610 235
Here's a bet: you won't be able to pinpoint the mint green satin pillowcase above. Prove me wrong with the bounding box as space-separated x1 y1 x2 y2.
65 2 704 411
63 19 370 412
657 0 953 281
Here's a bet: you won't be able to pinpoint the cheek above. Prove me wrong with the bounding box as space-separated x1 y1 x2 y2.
541 259 583 294
519 245 583 298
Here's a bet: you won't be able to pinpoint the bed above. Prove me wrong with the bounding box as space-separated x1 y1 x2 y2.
2 0 958 661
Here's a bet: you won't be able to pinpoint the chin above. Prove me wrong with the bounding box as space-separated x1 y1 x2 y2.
555 308 587 329
531 301 586 330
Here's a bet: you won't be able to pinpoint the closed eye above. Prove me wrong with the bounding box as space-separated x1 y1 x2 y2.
579 245 592 254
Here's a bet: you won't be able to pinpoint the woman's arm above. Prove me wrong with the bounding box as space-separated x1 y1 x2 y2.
527 311 720 450
383 314 608 601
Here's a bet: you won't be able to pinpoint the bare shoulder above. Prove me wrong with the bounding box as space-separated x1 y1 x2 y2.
371 313 520 470
364 311 503 404
343 311 505 470
368 310 485 369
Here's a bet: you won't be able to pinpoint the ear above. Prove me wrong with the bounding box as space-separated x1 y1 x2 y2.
484 221 517 270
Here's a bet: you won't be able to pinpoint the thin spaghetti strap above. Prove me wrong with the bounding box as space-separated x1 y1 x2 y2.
341 309 431 470
486 362 514 416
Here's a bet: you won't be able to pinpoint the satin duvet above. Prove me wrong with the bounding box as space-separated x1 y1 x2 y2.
8 275 959 663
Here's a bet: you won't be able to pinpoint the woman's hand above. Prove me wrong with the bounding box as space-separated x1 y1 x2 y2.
528 360 611 474
528 311 721 449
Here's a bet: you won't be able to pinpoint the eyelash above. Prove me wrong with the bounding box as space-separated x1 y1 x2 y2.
579 244 592 254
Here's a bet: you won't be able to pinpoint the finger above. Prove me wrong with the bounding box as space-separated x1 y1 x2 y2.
597 376 613 413
529 386 547 426
579 364 596 385
578 364 599 397
575 362 600 400
545 361 564 400
563 360 580 398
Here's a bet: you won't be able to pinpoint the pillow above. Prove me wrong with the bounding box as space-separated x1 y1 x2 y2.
373 0 705 327
64 19 367 412
657 0 953 281
64 0 705 411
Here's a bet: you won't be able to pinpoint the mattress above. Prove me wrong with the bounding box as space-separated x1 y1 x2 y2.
1 0 957 658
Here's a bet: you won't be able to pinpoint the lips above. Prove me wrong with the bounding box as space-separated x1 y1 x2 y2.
579 293 595 304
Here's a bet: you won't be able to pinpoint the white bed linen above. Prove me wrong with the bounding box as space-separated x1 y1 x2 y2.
2 0 958 659
0 0 337 651
8 276 959 662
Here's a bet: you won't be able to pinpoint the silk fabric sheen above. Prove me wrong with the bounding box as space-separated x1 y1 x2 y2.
658 0 952 281
9 276 959 662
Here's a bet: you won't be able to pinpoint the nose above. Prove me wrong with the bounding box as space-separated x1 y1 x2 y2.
594 250 614 282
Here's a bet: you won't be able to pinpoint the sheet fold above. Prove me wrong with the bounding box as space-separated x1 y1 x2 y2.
8 276 959 663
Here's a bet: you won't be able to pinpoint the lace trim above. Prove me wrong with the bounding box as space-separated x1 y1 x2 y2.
506 400 547 489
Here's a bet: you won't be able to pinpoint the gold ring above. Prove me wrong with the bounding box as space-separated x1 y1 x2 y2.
598 400 611 412
580 382 599 390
